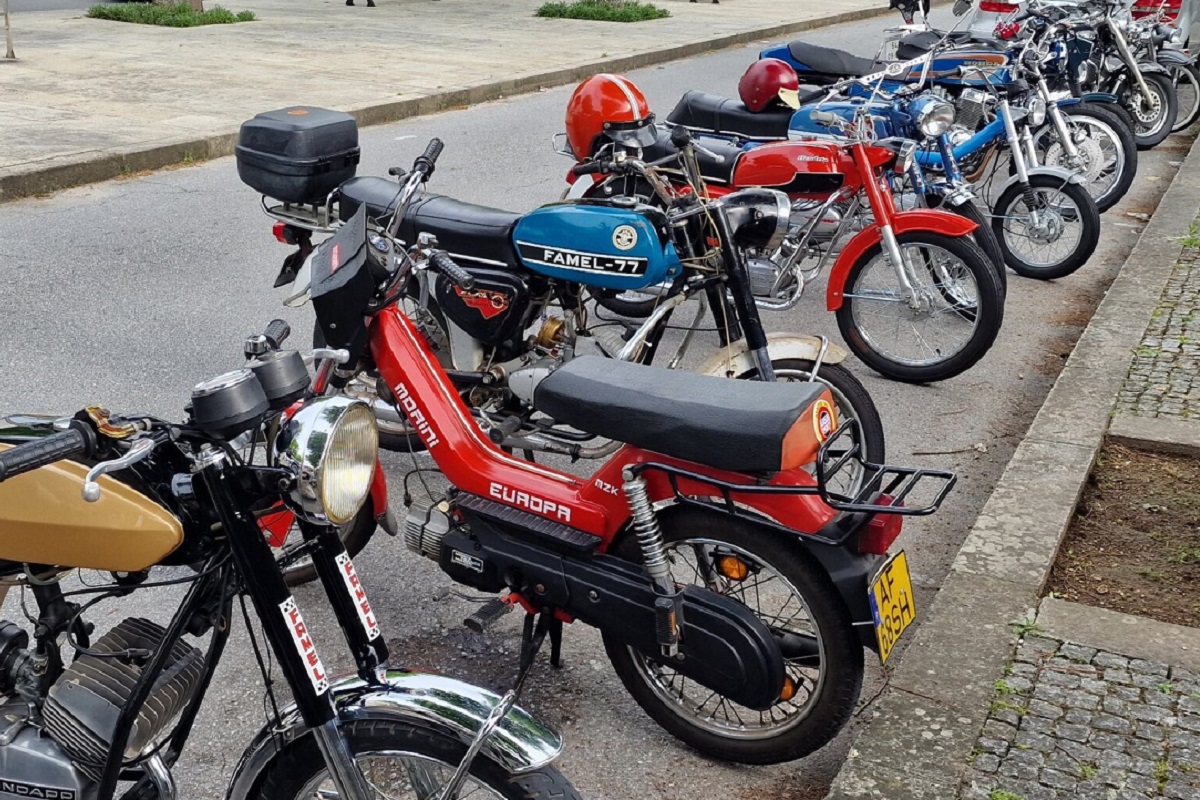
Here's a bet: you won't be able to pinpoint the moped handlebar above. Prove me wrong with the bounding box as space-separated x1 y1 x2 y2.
0 426 94 483
429 251 477 291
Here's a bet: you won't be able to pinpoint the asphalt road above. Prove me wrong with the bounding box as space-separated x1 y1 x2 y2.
0 10 1190 800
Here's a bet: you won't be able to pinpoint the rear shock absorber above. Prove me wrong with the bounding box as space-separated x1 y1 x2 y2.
622 468 684 657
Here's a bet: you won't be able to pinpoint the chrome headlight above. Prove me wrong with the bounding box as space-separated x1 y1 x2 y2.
913 97 957 137
1027 96 1047 126
275 396 378 525
717 188 792 252
878 137 917 175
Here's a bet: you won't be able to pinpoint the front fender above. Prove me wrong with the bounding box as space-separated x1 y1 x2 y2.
225 671 563 800
370 462 397 536
996 165 1085 199
825 209 977 311
1080 91 1120 104
1157 49 1196 66
695 332 847 378
1138 60 1171 75
563 172 597 200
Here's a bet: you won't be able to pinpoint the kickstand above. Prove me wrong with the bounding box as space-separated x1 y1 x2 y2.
548 616 563 669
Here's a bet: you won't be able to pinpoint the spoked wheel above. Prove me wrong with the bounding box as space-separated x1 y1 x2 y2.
603 507 864 765
736 359 885 499
835 231 1004 383
252 718 581 800
923 195 1007 297
1125 72 1178 149
1034 103 1137 212
991 174 1100 280
274 502 378 587
1169 62 1200 133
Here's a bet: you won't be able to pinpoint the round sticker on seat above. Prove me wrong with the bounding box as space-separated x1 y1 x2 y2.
813 398 836 442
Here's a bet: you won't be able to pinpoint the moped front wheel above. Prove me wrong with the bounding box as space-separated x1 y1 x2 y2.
992 174 1100 280
1034 103 1137 212
249 718 581 800
1169 62 1200 132
835 231 1004 384
603 506 865 765
1125 71 1178 149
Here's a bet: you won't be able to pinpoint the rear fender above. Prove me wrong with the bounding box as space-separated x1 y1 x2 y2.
825 209 977 311
225 671 564 800
694 332 847 378
996 165 1085 199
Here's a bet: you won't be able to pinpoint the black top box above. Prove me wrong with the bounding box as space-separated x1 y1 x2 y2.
236 106 361 204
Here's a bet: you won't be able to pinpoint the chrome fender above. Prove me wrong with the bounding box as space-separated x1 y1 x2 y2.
695 333 847 379
997 165 1086 198
225 671 563 800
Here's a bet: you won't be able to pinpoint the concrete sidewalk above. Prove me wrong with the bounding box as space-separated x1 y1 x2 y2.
0 0 887 201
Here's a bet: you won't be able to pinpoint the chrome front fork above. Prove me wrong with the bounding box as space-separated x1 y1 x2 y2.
1043 78 1081 160
1001 100 1043 227
880 223 922 309
313 720 376 800
1111 22 1156 106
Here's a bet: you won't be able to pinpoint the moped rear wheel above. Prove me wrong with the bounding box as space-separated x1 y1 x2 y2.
603 506 864 765
251 718 580 800
835 231 1004 383
992 174 1100 280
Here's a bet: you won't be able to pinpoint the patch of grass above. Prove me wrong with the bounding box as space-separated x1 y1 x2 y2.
994 678 1016 695
1079 761 1098 780
1181 222 1200 248
1158 682 1176 694
1011 619 1044 637
1170 547 1200 565
86 3 255 26
988 699 1027 716
1154 758 1171 792
535 0 669 22
989 791 1025 800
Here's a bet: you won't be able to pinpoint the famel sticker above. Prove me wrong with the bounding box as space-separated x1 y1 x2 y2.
280 596 330 695
335 552 382 641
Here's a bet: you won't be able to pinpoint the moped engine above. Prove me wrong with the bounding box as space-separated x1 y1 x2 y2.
42 618 205 781
789 199 842 242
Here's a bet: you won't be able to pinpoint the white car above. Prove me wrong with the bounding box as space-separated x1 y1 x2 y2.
962 0 1198 45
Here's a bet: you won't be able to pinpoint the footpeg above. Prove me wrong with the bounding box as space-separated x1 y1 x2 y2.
464 596 514 633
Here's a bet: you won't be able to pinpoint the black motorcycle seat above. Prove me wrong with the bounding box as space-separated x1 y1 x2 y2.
339 177 521 267
666 91 794 141
786 42 879 78
534 356 828 474
638 129 745 184
894 30 995 60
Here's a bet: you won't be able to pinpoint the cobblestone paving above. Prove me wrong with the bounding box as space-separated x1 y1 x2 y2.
960 636 1200 800
1116 233 1200 420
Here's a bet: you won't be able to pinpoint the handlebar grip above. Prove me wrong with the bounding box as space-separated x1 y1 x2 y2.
810 109 840 126
263 318 291 349
571 161 605 177
0 428 91 483
413 138 445 180
429 251 476 291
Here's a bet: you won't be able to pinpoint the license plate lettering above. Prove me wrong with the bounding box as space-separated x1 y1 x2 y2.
870 551 916 663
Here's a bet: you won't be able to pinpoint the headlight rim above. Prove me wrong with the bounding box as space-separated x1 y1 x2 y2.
915 98 957 138
275 395 379 526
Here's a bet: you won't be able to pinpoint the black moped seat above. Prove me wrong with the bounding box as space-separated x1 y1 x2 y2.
786 42 880 79
666 91 794 141
893 30 995 60
534 356 827 474
637 128 746 184
339 177 521 267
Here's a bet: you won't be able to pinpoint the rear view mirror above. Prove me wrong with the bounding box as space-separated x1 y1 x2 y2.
953 0 972 16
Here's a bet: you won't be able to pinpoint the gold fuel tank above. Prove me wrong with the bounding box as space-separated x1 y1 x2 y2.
0 444 184 572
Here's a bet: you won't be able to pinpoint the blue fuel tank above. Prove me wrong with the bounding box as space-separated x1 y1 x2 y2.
512 201 682 291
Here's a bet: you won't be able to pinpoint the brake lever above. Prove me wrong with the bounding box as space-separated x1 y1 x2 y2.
309 348 352 365
690 141 725 164
82 438 157 502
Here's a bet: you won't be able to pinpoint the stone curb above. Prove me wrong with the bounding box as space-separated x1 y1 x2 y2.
825 133 1200 800
0 5 892 204
1109 413 1200 457
1037 596 1200 674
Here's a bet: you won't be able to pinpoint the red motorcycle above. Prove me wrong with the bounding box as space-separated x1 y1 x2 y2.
270 136 956 765
561 74 1006 384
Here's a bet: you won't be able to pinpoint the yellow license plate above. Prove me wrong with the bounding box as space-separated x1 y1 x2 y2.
870 551 916 663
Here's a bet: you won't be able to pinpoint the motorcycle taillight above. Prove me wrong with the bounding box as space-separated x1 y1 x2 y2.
995 21 1021 39
979 0 1017 12
859 496 904 555
273 221 300 245
1133 0 1180 19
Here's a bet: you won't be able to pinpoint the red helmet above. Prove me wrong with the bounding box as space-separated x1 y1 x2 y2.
564 73 657 159
738 59 802 112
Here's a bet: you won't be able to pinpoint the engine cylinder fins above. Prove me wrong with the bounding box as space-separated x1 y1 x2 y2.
42 617 204 781
404 495 452 560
